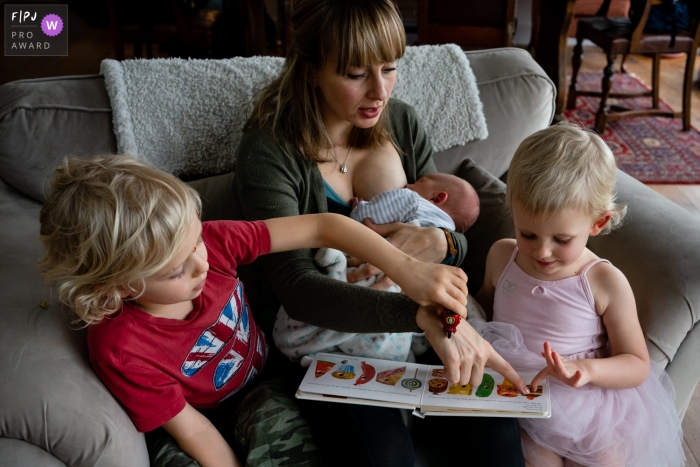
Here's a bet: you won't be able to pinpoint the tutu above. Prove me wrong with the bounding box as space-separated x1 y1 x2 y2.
475 320 685 467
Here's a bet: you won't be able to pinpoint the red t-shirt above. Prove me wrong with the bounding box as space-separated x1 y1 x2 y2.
88 220 271 432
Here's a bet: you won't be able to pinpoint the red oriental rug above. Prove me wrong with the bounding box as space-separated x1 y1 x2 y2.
563 71 700 184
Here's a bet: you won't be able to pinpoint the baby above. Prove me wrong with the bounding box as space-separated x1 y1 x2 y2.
350 172 480 234
275 164 479 362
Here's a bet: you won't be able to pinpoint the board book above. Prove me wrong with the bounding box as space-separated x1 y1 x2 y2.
296 353 551 418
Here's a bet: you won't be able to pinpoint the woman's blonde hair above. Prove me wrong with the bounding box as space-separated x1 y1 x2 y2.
245 0 406 163
506 122 626 234
39 155 202 326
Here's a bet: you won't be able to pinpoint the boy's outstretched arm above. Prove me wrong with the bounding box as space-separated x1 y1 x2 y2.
263 213 468 317
162 403 242 467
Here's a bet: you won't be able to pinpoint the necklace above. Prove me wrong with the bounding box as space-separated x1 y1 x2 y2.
331 146 353 173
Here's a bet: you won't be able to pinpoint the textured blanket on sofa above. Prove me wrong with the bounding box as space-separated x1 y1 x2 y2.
100 44 487 176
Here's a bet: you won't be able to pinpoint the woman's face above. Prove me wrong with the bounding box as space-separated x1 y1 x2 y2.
314 58 397 132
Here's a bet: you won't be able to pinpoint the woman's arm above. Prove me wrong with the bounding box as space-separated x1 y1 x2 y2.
233 131 423 334
163 403 241 467
529 263 650 390
264 214 468 315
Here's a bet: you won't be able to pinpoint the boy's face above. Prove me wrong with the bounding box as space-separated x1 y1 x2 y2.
132 213 209 319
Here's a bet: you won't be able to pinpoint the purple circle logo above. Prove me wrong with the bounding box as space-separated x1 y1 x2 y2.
40 14 64 37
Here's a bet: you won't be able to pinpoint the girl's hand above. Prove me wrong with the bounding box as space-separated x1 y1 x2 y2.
530 341 591 390
417 306 529 393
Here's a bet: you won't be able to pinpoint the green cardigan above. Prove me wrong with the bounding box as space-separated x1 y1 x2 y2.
232 99 467 335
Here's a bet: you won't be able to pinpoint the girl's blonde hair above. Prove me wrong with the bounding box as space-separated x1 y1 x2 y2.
245 0 406 163
39 155 202 326
506 122 626 234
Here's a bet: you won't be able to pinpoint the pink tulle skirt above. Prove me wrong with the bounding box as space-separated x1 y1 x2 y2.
475 320 685 467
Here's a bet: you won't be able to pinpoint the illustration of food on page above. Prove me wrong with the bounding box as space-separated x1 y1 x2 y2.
421 367 549 415
298 354 427 406
315 360 335 378
354 361 376 386
376 366 406 386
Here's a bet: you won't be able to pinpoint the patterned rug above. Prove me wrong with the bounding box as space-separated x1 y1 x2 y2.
564 71 700 184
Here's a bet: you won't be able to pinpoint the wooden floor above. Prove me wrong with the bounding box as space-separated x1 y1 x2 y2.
571 46 700 467
2 8 699 465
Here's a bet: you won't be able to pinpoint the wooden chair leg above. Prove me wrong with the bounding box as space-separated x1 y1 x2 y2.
567 38 584 110
651 53 660 109
620 53 629 73
595 54 615 134
682 50 695 131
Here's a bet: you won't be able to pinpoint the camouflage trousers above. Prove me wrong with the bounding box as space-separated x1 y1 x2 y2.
146 379 322 467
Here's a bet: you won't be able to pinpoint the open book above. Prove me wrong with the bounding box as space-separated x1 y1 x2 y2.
296 353 551 418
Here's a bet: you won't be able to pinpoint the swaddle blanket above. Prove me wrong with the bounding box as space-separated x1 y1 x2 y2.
274 246 489 364
100 44 487 176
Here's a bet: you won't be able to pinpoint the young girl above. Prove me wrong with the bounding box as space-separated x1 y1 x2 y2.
475 123 685 467
39 155 468 467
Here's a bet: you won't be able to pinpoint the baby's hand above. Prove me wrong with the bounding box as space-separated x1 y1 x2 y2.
351 197 364 210
529 341 591 390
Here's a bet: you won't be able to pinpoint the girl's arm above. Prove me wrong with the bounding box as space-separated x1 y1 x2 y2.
162 403 241 467
475 239 516 321
263 214 468 317
530 262 650 390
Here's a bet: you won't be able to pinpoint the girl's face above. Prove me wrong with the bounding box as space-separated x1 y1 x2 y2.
512 200 609 280
133 213 209 318
314 58 397 133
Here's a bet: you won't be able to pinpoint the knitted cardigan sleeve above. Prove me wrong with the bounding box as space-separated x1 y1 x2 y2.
232 99 465 334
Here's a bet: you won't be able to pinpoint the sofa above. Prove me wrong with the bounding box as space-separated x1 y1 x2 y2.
1 47 699 466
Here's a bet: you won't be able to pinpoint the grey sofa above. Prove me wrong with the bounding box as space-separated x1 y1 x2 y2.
1 48 699 466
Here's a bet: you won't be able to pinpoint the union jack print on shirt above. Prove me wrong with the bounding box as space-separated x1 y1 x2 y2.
181 283 243 377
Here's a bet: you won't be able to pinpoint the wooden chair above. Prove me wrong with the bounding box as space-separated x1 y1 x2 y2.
417 0 517 50
567 0 700 133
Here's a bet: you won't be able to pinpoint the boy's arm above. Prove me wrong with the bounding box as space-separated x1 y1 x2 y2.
162 403 241 467
263 213 468 317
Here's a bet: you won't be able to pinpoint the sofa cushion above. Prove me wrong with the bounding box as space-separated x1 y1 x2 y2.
0 178 149 467
456 158 515 295
0 75 116 202
433 48 555 179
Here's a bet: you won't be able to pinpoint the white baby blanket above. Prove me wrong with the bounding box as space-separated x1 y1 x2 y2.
101 44 487 176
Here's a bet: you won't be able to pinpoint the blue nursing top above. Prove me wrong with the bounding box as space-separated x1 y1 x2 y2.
323 180 351 217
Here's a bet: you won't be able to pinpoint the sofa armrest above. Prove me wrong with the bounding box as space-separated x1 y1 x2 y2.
0 178 149 467
588 170 700 416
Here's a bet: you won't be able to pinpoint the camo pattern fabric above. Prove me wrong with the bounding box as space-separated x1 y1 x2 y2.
146 379 321 467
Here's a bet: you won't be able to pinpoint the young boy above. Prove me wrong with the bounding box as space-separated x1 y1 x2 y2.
39 155 468 467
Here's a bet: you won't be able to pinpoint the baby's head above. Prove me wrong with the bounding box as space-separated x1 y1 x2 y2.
406 173 480 233
507 122 626 233
39 155 202 325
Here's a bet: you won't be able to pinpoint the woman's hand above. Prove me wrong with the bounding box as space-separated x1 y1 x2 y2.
529 342 591 390
349 219 448 265
416 306 529 393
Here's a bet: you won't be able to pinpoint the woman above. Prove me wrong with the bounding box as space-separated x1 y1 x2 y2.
232 0 527 465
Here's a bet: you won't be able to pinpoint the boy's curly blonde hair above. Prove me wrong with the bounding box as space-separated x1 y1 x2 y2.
39 155 201 325
506 122 626 234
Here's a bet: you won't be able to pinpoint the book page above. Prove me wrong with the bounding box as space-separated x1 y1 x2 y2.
297 353 429 406
419 365 550 417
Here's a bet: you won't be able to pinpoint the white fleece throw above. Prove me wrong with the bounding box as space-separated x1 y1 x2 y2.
101 44 487 176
